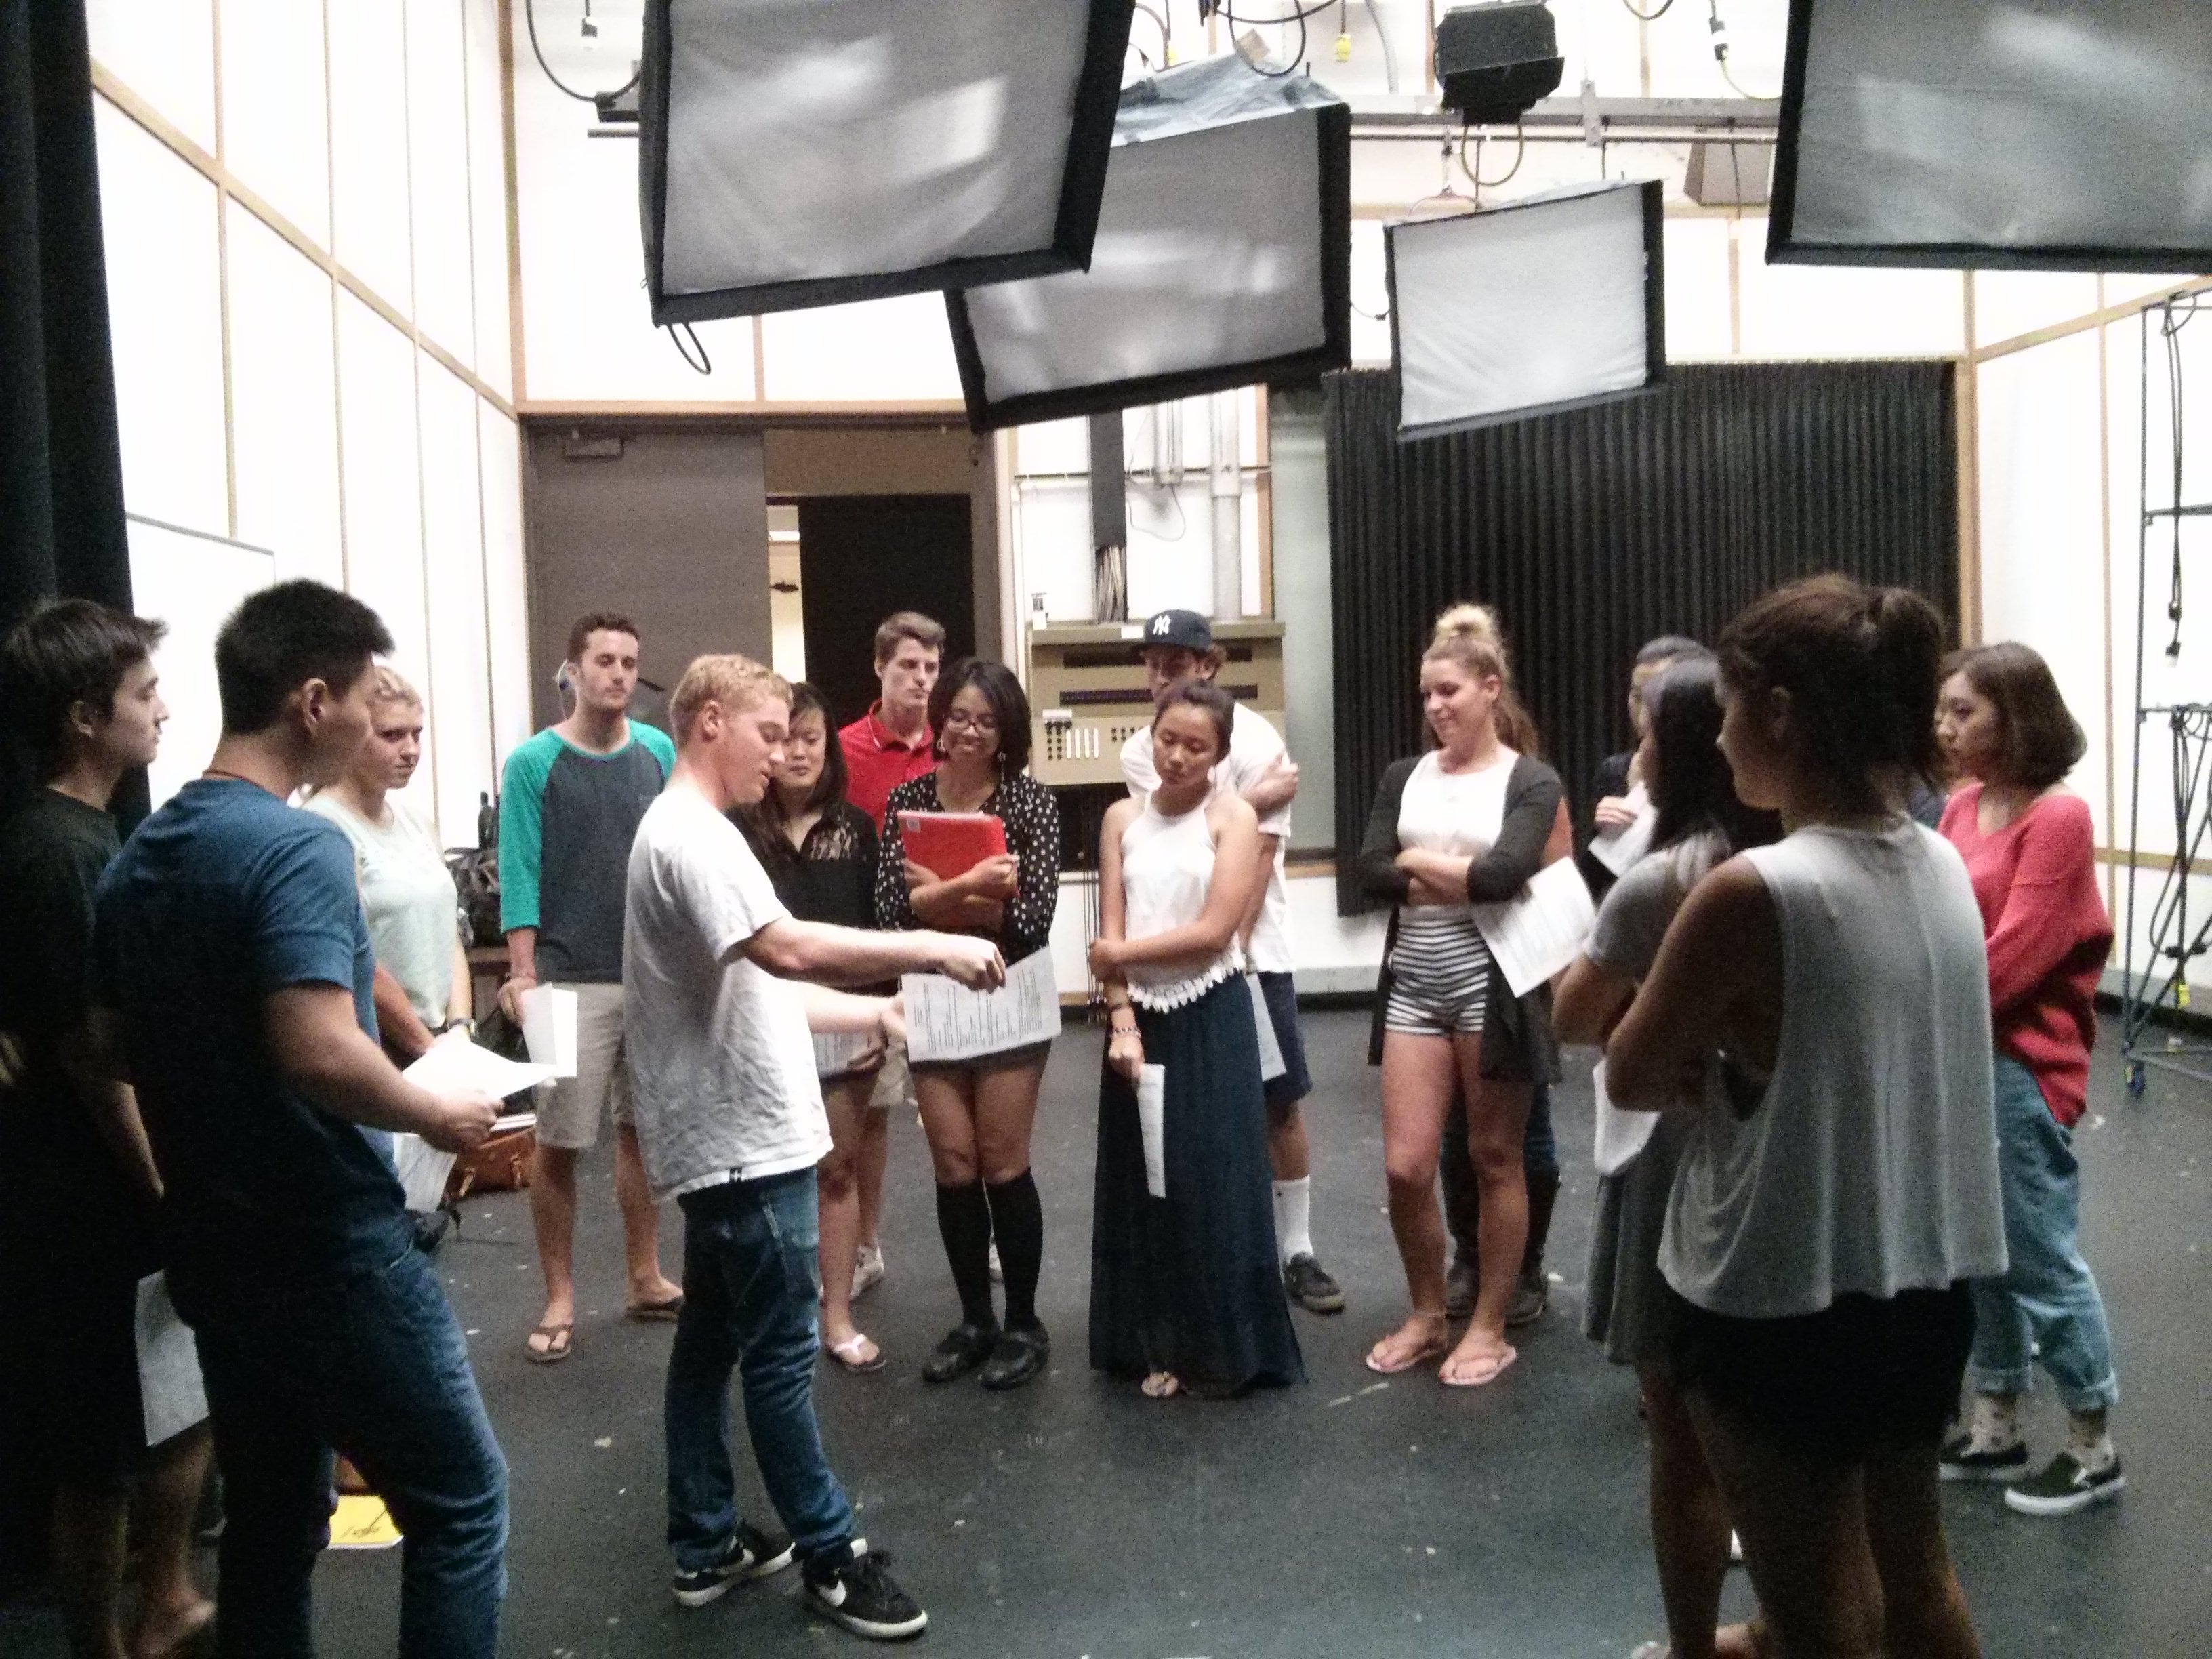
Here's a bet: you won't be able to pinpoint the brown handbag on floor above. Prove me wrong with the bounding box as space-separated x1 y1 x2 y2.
446 1124 535 1200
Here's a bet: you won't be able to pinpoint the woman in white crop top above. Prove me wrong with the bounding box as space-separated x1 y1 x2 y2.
1087 684 1303 1399
1607 577 2005 1659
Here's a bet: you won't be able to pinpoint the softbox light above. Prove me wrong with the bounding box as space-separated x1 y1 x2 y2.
945 55 1351 431
1387 179 1664 441
638 0 1134 324
1770 0 2212 271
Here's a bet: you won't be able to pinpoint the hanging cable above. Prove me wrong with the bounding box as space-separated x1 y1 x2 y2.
1226 5 1311 77
665 321 711 376
525 0 641 104
1458 123 1527 197
1707 1 1779 100
2163 298 2199 656
1621 0 1675 18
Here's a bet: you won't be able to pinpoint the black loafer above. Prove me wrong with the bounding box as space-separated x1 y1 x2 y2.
979 1324 1050 1391
921 1320 999 1385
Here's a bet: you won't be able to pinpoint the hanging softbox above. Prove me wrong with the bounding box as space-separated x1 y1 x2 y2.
639 0 1134 324
1388 179 1664 441
1769 0 2212 271
945 56 1351 431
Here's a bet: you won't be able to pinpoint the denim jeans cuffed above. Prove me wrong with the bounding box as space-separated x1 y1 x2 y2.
186 1233 508 1659
666 1168 855 1572
1968 1054 2121 1415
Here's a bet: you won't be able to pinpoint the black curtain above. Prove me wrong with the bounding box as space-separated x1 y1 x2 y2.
1326 361 1959 914
796 495 977 727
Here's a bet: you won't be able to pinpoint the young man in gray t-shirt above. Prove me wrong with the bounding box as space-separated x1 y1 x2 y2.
624 652 999 1640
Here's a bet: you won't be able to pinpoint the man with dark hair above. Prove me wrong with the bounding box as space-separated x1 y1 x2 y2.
87 579 506 1656
1120 610 1345 1315
0 600 215 1658
498 611 682 1364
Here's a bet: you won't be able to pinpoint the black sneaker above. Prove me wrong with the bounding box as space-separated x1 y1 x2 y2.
803 1538 928 1640
1938 1431 2030 1484
920 1319 999 1385
1505 1263 1548 1328
2004 1451 2125 1517
1443 1256 1478 1319
1282 1254 1346 1314
979 1323 1050 1391
671 1523 796 1607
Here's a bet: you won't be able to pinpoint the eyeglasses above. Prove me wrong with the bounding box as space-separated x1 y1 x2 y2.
943 710 999 734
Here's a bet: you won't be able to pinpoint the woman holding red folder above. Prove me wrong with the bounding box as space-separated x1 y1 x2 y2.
876 659 1060 1392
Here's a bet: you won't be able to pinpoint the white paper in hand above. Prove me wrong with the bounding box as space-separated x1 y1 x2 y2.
518 984 579 1078
136 1273 207 1446
1471 859 1598 998
1136 1063 1168 1200
1591 1057 1658 1177
902 949 1059 1065
392 1132 457 1212
403 1036 558 1101
1246 975 1287 1083
1590 802 1656 876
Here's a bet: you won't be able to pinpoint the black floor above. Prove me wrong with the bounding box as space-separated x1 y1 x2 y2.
10 1012 2211 1656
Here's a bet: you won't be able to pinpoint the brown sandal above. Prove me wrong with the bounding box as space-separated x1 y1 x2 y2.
524 1322 573 1364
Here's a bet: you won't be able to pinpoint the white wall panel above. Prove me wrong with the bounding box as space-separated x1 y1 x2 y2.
335 291 430 697
94 98 228 539
760 296 962 403
1736 220 1965 359
1012 418 1090 476
216 0 331 244
464 0 514 396
407 0 477 363
419 356 493 844
1972 272 2100 351
1975 333 2110 843
1351 218 1391 366
327 0 415 314
478 405 533 761
1662 216 1732 360
87 0 216 154
226 203 343 587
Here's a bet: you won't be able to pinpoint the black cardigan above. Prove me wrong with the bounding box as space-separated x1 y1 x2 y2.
1356 752 1565 1080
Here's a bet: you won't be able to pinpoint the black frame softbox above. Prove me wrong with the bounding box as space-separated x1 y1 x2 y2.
640 0 1134 325
1769 0 2212 272
1387 178 1665 441
944 55 1351 431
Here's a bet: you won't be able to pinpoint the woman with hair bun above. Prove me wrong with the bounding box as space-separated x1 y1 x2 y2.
1607 575 2006 1658
1934 642 2122 1516
1356 605 1567 1387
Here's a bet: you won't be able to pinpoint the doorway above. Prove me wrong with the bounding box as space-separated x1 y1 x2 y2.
791 493 977 726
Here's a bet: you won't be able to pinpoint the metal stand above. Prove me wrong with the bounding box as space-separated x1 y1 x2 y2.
2120 295 2212 1094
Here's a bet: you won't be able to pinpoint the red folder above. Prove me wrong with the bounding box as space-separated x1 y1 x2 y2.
897 811 1007 880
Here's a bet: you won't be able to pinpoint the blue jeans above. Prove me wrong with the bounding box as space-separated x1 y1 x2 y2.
182 1229 508 1658
667 1170 855 1572
1968 1054 2121 1414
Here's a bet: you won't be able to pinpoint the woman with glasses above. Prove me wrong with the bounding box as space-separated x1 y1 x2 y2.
876 659 1060 1392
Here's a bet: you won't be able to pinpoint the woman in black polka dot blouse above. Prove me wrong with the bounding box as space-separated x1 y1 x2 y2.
876 658 1060 1393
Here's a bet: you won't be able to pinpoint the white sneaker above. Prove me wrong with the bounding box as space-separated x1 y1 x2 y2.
852 1244 885 1300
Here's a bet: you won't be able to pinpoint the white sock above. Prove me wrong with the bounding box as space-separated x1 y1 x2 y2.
1971 1393 2021 1451
1273 1176 1313 1264
2068 1414 2116 1473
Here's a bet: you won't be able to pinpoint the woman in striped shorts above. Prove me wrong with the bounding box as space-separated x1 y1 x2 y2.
1356 605 1567 1387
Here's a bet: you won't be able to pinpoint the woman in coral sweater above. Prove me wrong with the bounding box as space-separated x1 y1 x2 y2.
1936 642 2123 1517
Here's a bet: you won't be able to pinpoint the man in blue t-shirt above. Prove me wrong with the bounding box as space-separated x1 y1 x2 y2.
90 581 507 1658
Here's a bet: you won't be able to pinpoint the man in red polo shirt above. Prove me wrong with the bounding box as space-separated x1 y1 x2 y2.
840 612 943 830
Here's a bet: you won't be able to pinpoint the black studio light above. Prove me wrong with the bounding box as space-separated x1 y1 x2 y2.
1387 179 1664 440
1770 0 2212 271
945 54 1351 431
1433 1 1563 127
638 0 1134 324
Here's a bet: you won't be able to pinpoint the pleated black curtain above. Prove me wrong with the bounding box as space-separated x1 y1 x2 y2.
1 0 131 631
1326 361 1959 913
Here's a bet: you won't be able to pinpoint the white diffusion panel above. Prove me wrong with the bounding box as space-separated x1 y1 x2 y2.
335 293 430 699
126 518 275 808
94 98 228 539
327 0 415 316
407 0 477 363
464 0 514 397
418 358 494 846
86 0 216 154
478 406 533 762
226 203 343 588
217 0 332 245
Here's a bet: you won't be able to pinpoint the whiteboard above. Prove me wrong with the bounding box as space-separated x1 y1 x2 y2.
127 514 276 809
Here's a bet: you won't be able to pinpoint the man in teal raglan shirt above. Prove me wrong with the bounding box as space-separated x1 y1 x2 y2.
498 611 682 1365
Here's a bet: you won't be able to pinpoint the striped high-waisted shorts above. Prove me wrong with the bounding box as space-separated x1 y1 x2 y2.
1382 908 1492 1038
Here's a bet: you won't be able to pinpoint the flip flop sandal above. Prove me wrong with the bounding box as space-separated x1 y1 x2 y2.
1364 1328 1449 1375
1439 1343 1518 1388
524 1322 573 1365
827 1333 885 1374
626 1295 684 1322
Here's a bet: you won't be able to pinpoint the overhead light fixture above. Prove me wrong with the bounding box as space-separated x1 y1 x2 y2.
945 54 1351 431
1388 178 1664 441
1434 1 1562 127
1770 0 2212 270
638 0 1134 324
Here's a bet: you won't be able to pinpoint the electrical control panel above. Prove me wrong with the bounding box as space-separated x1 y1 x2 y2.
1027 619 1286 787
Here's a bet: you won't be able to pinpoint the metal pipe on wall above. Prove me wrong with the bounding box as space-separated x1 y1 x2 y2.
1210 391 1243 618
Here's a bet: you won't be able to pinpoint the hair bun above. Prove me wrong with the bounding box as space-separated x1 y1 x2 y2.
1431 602 1500 647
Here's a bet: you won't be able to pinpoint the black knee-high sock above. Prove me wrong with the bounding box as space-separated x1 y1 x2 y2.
985 1171 1044 1331
934 1181 996 1328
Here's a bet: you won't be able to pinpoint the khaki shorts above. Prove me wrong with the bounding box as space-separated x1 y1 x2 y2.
866 1042 913 1113
533 982 632 1151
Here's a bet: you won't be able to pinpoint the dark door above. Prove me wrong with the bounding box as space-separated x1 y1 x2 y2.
796 494 976 725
